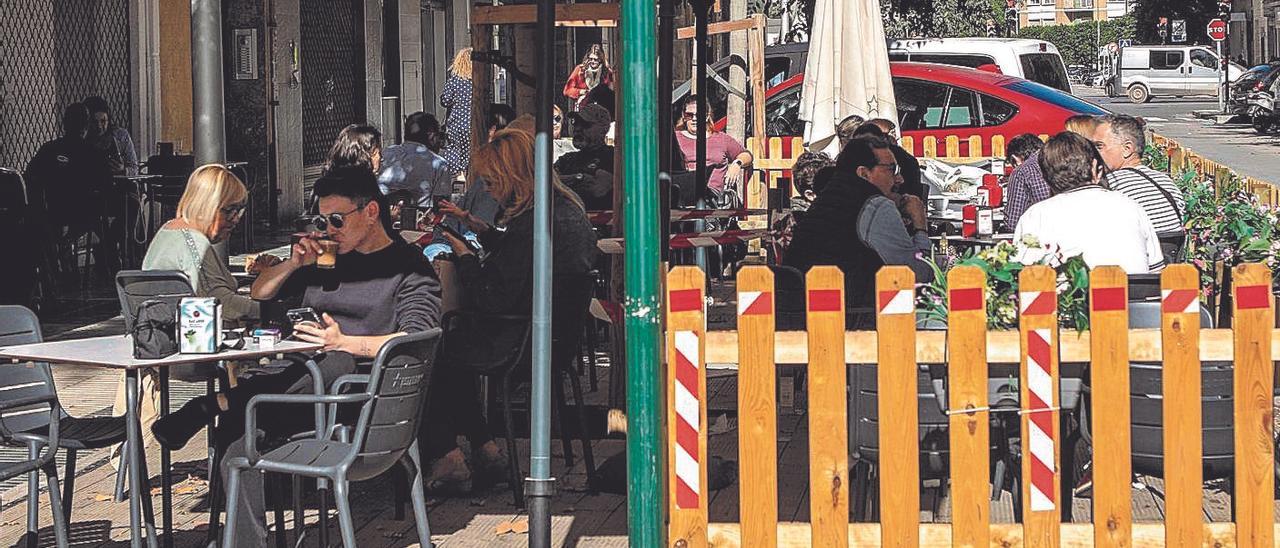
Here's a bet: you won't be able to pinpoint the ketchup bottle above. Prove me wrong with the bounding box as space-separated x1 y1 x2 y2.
962 203 978 238
980 174 1003 208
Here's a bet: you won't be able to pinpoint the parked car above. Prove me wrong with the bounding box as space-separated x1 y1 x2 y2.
1111 45 1246 103
1230 63 1280 116
677 58 1109 158
887 38 1074 93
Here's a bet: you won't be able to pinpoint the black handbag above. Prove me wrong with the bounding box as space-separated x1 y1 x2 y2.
132 298 178 359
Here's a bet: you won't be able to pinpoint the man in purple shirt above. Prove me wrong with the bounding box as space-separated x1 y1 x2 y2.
1001 133 1047 228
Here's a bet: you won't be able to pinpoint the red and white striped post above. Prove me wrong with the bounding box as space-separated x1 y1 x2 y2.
1019 265 1061 547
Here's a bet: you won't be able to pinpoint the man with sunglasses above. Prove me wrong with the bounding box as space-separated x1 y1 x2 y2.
784 135 933 324
154 166 441 545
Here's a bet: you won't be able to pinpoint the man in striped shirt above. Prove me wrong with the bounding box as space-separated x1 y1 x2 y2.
1093 114 1186 235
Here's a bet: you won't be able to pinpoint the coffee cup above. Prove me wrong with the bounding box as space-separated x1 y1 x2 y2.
317 239 338 269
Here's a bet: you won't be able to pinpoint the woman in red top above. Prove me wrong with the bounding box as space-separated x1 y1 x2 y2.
563 44 614 110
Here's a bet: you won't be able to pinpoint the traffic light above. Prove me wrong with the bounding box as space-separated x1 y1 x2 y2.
1157 17 1169 40
1219 0 1232 18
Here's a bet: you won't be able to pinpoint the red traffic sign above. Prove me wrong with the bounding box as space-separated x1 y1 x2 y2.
1208 19 1227 41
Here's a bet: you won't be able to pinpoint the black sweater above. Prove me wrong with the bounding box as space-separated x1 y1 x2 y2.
456 192 598 315
281 240 442 335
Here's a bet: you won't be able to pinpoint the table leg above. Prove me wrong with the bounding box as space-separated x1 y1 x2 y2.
123 371 145 548
159 368 173 548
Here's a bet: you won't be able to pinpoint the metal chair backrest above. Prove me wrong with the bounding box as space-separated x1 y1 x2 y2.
849 363 958 477
1127 273 1162 301
115 270 193 333
0 168 27 211
0 306 61 437
1112 301 1235 478
347 329 443 481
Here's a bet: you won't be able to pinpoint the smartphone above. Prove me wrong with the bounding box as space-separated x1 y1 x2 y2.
436 223 481 253
286 307 323 326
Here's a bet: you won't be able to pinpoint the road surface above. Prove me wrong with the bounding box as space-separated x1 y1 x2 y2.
1078 87 1280 185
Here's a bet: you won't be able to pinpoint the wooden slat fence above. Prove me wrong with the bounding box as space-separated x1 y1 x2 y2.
665 263 1277 547
1151 131 1280 207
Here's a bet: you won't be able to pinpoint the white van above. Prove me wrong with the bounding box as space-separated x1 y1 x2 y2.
888 38 1072 93
1113 45 1246 103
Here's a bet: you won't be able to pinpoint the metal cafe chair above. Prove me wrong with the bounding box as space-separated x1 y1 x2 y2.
222 329 442 548
0 305 117 548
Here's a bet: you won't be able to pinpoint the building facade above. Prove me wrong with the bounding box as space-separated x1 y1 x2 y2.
1231 0 1280 64
1020 0 1133 28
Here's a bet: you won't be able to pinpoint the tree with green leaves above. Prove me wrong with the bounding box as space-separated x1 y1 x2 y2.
781 0 1000 39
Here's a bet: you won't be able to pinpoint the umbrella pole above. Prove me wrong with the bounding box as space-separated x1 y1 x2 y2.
527 0 556 545
694 0 710 272
622 0 663 545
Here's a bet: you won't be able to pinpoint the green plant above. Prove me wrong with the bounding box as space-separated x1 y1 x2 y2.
917 239 1092 330
1016 17 1136 69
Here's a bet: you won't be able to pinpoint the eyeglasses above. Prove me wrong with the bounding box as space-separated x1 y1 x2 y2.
683 111 699 120
875 162 901 175
221 203 246 220
314 206 362 231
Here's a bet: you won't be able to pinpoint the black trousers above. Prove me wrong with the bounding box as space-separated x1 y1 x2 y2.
216 352 360 447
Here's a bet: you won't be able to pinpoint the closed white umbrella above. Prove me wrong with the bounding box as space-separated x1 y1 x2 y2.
799 0 898 156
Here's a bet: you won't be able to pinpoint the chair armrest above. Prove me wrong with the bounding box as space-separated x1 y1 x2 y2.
0 393 57 412
243 393 370 462
442 309 531 325
301 358 326 436
326 374 371 433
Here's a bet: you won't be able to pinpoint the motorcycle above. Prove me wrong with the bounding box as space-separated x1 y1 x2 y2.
1248 90 1276 134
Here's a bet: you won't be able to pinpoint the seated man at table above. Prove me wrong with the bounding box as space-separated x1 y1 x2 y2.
1013 131 1164 273
783 135 933 324
377 111 453 207
152 166 441 544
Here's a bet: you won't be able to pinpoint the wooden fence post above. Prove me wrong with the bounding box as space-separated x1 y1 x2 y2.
945 135 960 158
1088 266 1132 546
1018 266 1061 547
1231 263 1275 547
666 267 708 547
899 135 915 156
805 266 848 547
923 136 938 159
736 266 777 547
967 135 983 159
946 266 990 547
876 266 919 547
991 134 1006 160
1161 264 1203 547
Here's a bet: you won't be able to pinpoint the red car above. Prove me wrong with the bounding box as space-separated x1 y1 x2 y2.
720 61 1109 158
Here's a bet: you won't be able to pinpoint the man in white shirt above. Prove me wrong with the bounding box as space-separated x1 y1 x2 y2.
377 112 454 207
1014 132 1165 273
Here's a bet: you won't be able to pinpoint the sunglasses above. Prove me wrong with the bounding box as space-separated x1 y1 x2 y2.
553 115 563 123
313 206 361 231
683 111 700 120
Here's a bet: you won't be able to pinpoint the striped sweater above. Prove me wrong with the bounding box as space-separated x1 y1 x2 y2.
1104 166 1186 234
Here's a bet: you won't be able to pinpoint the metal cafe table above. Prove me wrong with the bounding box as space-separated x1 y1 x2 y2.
0 335 321 548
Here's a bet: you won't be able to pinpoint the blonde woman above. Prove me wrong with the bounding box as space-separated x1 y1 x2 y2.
113 165 273 451
421 129 597 492
441 47 474 174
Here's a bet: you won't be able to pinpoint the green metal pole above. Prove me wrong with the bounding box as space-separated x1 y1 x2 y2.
621 0 662 545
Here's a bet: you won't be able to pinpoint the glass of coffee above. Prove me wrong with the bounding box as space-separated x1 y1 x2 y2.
317 239 338 269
